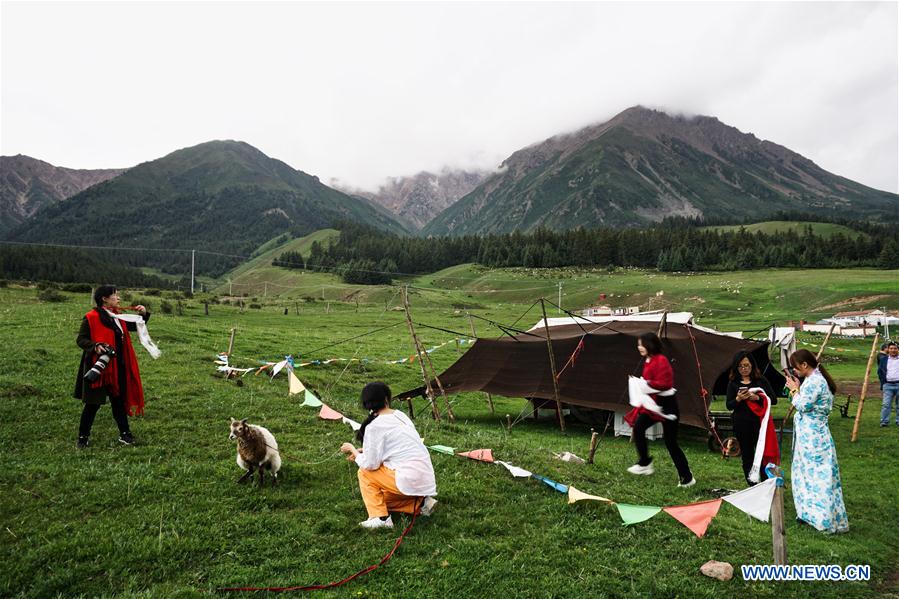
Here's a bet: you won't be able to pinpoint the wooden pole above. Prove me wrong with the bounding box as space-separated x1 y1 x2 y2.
402 286 441 421
815 323 837 362
420 341 456 423
656 310 668 338
506 413 512 433
227 328 236 356
468 313 495 414
587 429 599 464
851 332 880 442
769 465 787 565
540 299 566 432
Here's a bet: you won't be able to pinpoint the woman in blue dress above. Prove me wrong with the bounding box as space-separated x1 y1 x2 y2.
784 349 849 534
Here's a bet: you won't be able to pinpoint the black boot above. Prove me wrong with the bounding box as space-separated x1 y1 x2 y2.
76 436 90 449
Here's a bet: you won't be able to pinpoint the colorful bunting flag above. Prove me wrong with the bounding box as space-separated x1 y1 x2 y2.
342 416 361 431
301 390 323 407
458 449 494 463
567 486 612 504
496 460 532 478
288 371 305 395
428 445 456 455
319 404 344 421
663 499 722 538
532 474 569 493
616 503 661 526
270 359 289 378
722 478 776 522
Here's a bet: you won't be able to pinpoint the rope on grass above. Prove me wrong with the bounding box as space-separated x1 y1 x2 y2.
217 500 423 592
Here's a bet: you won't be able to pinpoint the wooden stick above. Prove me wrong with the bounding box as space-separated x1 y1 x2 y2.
227 328 236 356
815 323 837 362
468 313 495 414
587 429 599 464
506 414 512 433
769 466 787 565
540 299 566 432
851 332 880 442
402 287 441 421
656 310 668 338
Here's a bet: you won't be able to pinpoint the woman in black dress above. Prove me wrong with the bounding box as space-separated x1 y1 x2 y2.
726 351 777 485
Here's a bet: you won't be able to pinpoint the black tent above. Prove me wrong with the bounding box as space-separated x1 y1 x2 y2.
400 318 784 430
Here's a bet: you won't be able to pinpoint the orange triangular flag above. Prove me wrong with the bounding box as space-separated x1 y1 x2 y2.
458 449 494 463
663 499 722 538
319 404 344 420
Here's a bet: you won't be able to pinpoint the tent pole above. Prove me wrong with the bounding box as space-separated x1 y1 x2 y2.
540 299 566 432
468 313 495 414
402 286 441 421
851 332 880 442
815 323 837 362
656 311 668 338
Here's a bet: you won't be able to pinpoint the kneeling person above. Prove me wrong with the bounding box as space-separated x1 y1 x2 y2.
340 382 437 529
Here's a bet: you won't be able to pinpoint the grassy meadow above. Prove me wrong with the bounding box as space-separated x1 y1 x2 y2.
1 264 897 597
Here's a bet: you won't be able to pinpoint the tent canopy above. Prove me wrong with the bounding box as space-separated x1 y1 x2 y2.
400 317 783 430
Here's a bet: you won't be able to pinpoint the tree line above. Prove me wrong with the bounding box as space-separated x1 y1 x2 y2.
0 245 175 288
274 219 899 284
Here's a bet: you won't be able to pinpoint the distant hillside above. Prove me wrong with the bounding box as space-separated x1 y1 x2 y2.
9 141 408 276
423 106 899 236
704 221 868 239
335 168 490 230
0 155 126 236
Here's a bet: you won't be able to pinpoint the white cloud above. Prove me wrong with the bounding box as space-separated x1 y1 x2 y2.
1 1 896 193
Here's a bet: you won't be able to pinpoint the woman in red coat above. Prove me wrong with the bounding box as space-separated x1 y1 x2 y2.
74 285 149 448
626 332 695 487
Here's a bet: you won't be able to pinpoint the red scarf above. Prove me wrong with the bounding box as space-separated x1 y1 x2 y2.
746 389 779 469
84 308 145 416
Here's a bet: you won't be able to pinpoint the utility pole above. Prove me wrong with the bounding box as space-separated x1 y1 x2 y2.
229 279 232 295
264 282 267 297
190 249 195 295
558 282 562 314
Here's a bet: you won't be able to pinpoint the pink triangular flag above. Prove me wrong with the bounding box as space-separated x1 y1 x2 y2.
319 403 344 420
458 449 494 463
663 499 722 538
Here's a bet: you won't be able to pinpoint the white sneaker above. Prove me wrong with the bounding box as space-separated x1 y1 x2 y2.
420 497 438 517
678 477 697 488
627 463 655 475
359 516 393 529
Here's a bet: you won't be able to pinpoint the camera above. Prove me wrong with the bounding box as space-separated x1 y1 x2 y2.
84 345 115 382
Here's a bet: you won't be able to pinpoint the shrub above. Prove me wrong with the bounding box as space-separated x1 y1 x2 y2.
60 283 93 293
249 303 262 309
37 288 67 303
145 288 162 296
160 300 173 314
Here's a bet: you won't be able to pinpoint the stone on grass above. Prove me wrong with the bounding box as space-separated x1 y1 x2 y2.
700 560 733 581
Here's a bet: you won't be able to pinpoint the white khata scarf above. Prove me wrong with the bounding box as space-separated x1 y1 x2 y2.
112 312 162 359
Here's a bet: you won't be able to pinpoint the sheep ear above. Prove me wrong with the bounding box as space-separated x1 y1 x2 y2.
241 419 248 425
230 417 235 423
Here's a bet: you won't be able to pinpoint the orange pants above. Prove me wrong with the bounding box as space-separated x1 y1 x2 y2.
357 466 421 518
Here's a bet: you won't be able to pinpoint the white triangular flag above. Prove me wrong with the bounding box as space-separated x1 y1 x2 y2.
496 460 532 478
722 478 777 522
342 416 361 431
270 359 289 378
288 371 305 395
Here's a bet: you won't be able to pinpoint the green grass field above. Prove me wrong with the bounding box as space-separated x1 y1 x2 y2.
1 264 897 597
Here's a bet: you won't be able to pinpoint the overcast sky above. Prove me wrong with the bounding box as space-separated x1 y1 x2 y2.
2 1 897 193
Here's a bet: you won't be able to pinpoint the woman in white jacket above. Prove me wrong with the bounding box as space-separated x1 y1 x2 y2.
340 382 438 529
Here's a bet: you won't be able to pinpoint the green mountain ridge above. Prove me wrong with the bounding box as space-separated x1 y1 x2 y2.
8 141 408 275
422 106 899 235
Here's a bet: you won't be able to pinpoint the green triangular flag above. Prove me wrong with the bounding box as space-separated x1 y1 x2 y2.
301 389 323 407
616 503 661 526
428 445 455 455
